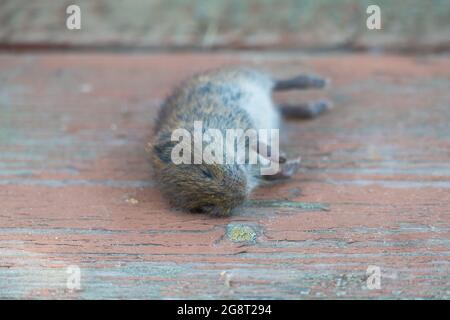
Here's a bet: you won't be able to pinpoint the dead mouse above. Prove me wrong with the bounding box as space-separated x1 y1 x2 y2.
150 67 331 216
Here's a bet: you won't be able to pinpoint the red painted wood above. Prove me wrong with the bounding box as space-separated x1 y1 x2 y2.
0 53 449 299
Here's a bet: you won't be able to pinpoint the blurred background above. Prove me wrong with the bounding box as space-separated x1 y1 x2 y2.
1 0 450 300
1 0 449 52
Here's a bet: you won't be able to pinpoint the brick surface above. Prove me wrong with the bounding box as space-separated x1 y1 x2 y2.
0 53 449 299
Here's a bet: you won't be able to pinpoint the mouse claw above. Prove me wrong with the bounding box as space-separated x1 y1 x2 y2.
281 157 301 177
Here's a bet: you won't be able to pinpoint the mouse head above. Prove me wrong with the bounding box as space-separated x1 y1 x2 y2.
152 141 248 216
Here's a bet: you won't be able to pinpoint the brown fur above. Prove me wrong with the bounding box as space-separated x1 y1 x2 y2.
150 67 329 216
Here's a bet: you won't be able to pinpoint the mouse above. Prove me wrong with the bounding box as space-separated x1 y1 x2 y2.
150 67 331 216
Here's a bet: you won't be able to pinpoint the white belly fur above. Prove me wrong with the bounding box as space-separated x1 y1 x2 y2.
238 81 280 131
237 81 280 188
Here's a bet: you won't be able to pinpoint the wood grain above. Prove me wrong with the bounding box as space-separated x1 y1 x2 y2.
0 53 449 299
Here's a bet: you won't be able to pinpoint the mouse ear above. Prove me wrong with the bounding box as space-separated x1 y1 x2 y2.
151 140 178 163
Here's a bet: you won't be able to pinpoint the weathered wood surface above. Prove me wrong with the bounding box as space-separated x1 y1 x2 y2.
0 53 449 299
1 0 450 52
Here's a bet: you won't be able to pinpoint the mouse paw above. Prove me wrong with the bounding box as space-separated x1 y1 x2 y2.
281 157 301 177
262 157 301 180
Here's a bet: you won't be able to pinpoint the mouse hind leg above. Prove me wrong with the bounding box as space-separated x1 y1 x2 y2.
273 73 332 119
274 74 329 90
279 100 333 119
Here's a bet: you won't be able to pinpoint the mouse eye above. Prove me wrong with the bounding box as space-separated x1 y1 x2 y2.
191 204 214 214
201 204 215 213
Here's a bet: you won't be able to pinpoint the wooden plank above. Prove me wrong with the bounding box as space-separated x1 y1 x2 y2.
1 0 449 52
0 53 449 299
